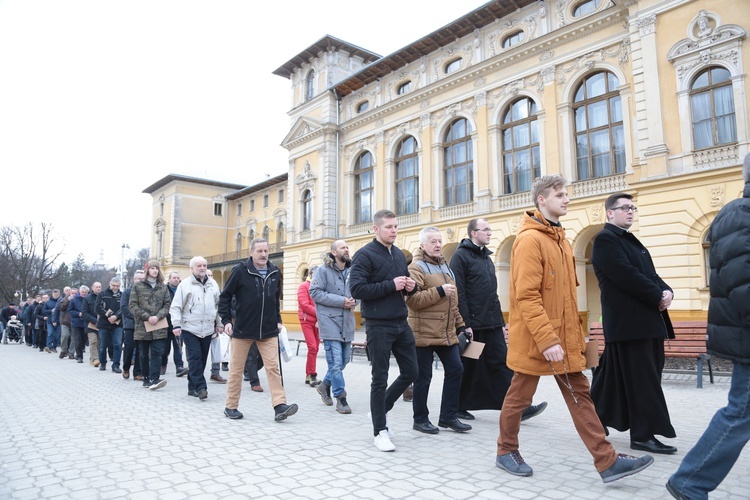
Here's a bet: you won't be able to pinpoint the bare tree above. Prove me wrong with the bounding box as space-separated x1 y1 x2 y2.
0 223 65 304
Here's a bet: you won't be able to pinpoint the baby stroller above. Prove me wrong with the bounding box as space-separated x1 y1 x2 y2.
2 316 24 344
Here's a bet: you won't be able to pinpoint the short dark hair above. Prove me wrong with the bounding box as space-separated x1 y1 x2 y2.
604 193 633 211
373 209 397 226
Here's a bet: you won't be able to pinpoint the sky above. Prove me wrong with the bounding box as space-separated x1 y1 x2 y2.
0 0 487 268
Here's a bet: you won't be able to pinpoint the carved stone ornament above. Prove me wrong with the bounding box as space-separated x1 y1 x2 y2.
587 204 603 223
446 227 456 242
295 161 317 186
634 15 656 37
555 40 630 85
708 185 725 208
510 215 523 234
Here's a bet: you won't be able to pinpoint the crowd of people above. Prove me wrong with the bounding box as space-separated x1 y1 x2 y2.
3 160 749 498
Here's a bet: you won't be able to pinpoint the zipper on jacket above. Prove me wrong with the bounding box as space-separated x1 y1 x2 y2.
248 268 278 339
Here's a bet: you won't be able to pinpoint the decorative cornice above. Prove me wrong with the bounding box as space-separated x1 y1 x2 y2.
634 14 656 37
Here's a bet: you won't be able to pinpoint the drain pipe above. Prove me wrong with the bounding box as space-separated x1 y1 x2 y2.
333 88 341 239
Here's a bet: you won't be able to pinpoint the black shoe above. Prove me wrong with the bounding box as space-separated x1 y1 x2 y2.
243 373 251 381
112 367 122 374
456 410 475 420
274 403 299 422
438 418 472 432
521 402 548 422
224 408 243 419
142 379 151 388
630 437 677 455
198 389 208 400
188 390 199 397
176 367 189 377
77 359 83 363
413 421 439 434
221 362 229 372
666 479 688 500
99 365 107 371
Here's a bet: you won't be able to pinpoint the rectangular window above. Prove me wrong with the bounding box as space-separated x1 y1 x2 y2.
236 203 242 216
213 202 223 217
278 189 284 203
263 194 269 208
250 199 255 212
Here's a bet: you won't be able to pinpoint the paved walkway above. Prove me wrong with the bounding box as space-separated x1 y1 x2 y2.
1 341 747 499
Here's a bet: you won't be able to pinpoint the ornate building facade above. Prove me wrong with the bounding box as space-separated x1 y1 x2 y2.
147 0 748 328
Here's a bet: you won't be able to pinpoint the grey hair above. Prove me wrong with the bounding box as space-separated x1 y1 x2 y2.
419 226 441 244
189 256 207 268
79 285 90 293
744 153 750 183
250 237 267 252
109 277 121 285
133 270 145 278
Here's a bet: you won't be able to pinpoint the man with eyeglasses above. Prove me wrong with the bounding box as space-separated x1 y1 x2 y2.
450 218 546 422
590 192 677 455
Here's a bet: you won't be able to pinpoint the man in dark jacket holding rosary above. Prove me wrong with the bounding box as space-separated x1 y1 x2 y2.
350 209 418 452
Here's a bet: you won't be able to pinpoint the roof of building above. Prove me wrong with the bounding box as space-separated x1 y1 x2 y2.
273 35 382 79
332 0 539 97
142 174 248 194
225 173 289 201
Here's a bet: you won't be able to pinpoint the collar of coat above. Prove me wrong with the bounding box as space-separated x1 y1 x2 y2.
243 257 279 274
603 222 630 236
457 237 492 257
413 247 444 266
323 252 351 269
519 210 566 238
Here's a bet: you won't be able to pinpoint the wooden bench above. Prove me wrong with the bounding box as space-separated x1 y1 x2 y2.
588 321 714 388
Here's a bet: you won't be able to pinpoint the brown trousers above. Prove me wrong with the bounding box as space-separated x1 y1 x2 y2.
226 337 286 409
87 331 99 362
498 371 619 472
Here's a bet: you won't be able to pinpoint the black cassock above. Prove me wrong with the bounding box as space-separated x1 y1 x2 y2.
458 326 513 411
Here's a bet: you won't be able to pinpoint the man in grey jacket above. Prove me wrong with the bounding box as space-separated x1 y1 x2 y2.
310 240 357 414
170 256 223 400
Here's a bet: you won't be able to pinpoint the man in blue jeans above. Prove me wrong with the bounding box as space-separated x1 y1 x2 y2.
350 210 419 452
310 239 357 415
43 289 60 353
667 154 750 499
96 277 124 373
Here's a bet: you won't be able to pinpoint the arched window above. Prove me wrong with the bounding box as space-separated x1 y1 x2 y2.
574 71 625 180
444 118 474 206
235 233 242 253
502 31 524 49
501 97 540 193
277 222 285 247
301 190 312 231
262 226 270 243
354 152 374 223
305 70 315 101
248 228 255 241
395 136 419 215
691 67 737 150
356 101 369 113
397 81 412 95
573 0 601 17
445 58 462 74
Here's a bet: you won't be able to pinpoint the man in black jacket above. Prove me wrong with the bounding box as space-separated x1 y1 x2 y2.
219 238 297 422
350 209 419 452
590 193 677 455
96 277 124 373
83 282 101 367
667 154 750 499
450 218 546 421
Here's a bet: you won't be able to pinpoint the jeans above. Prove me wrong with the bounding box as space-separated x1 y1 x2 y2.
182 331 212 392
413 344 463 423
98 326 123 368
366 320 418 436
122 329 141 375
162 332 184 370
669 361 750 499
323 340 352 397
139 338 168 383
46 320 60 349
71 326 85 359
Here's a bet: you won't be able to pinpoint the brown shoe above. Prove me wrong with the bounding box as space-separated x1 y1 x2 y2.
251 385 264 392
402 383 414 402
134 375 143 381
123 369 130 380
93 360 100 367
210 374 227 384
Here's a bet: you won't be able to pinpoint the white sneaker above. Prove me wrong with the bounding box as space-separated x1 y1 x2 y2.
374 430 395 452
367 412 395 438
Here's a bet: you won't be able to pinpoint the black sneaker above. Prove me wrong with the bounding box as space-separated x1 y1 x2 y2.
188 390 199 397
176 367 189 377
274 403 299 422
600 453 654 483
198 389 208 400
224 408 243 419
221 362 229 372
148 379 167 391
142 379 151 388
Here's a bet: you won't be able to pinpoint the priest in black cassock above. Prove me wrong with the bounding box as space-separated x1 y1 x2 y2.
590 193 677 454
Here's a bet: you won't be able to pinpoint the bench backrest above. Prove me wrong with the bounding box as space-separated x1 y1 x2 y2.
588 320 708 358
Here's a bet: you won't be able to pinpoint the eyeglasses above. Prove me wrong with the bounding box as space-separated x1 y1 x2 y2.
474 228 492 233
611 205 637 213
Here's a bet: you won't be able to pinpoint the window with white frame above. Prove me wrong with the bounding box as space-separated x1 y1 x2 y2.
305 70 315 101
395 136 419 215
301 190 312 231
444 118 473 206
691 67 737 150
354 151 374 224
501 97 540 193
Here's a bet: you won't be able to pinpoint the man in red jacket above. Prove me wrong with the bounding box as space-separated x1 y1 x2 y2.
298 265 321 386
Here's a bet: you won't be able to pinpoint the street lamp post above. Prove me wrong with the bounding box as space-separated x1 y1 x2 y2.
120 243 130 288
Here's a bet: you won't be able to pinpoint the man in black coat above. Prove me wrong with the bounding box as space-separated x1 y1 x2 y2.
590 193 677 454
450 218 546 421
349 209 418 452
667 153 750 499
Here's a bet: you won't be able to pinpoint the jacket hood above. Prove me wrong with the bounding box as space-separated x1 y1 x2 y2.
323 252 351 269
412 247 444 266
457 237 493 258
517 210 561 239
